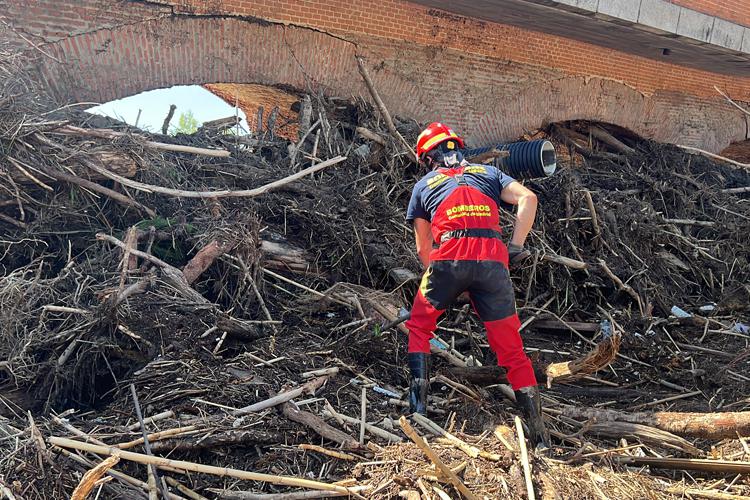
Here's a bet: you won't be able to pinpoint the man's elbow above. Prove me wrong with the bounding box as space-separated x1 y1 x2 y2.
522 191 538 206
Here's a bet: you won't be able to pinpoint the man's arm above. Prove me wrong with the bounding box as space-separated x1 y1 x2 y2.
413 217 433 268
500 181 538 247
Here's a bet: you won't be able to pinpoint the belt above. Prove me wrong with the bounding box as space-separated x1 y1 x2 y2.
439 228 503 243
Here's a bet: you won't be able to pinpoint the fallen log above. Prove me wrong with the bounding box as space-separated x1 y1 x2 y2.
561 407 750 440
448 334 619 387
588 126 635 155
150 428 284 453
232 376 329 416
281 402 362 451
530 319 600 333
582 421 701 456
5 150 138 184
183 240 232 284
54 125 231 157
614 455 750 475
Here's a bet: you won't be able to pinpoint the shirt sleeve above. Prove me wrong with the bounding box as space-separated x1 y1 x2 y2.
406 184 430 222
497 169 516 190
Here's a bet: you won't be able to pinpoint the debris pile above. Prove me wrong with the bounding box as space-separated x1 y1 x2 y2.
1 45 750 499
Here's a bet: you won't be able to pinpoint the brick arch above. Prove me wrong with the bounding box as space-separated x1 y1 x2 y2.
30 14 746 154
470 76 746 152
721 139 750 163
37 16 363 105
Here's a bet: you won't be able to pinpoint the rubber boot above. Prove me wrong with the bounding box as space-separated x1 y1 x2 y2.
514 385 551 450
408 352 431 415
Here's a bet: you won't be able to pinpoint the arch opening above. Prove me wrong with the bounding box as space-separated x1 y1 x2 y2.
544 120 646 166
720 139 750 164
85 83 304 140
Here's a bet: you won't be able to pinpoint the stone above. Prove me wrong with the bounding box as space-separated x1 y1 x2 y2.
710 17 745 52
637 0 680 33
676 7 714 43
597 0 640 23
553 0 599 14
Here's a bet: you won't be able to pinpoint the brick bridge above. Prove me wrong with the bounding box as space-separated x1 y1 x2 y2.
1 0 749 153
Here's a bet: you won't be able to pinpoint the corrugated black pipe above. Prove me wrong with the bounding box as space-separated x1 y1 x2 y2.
462 140 557 180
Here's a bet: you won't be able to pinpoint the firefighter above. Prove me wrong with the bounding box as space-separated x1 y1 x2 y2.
405 122 549 448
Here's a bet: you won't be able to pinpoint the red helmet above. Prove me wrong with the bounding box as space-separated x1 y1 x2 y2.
416 122 464 159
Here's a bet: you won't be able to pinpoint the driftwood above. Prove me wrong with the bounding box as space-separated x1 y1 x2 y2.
162 104 177 134
588 126 635 155
448 334 619 386
582 421 701 456
55 125 230 157
6 150 138 184
183 240 231 284
615 455 750 475
399 417 479 500
464 148 510 164
281 402 362 450
48 437 361 497
677 145 750 170
562 407 750 440
150 428 284 453
70 455 120 500
232 376 329 416
355 56 417 163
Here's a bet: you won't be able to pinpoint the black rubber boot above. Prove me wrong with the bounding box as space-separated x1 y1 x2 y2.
514 385 551 450
408 353 431 415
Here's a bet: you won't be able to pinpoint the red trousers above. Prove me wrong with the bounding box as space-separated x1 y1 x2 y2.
405 259 537 390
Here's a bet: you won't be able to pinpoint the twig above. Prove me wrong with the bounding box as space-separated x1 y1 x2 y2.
299 444 357 461
115 426 199 449
130 384 171 500
355 126 387 147
515 416 536 500
359 386 367 445
677 145 750 170
162 105 177 135
399 417 478 500
583 190 601 241
70 456 121 500
355 56 417 163
164 477 209 500
50 437 363 497
38 134 346 198
715 85 750 118
55 125 228 157
127 411 174 431
6 156 53 191
631 390 703 410
322 408 402 443
412 413 501 461
597 259 645 316
38 164 156 217
231 376 329 416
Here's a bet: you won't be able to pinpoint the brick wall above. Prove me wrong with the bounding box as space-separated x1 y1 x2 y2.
1 0 748 152
142 0 750 101
669 1 750 27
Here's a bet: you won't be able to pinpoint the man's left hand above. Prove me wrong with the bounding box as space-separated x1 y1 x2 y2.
508 243 531 267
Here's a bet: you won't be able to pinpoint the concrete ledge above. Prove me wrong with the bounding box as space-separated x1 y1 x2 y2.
597 0 639 23
676 7 715 44
711 17 745 51
414 0 750 75
637 0 680 33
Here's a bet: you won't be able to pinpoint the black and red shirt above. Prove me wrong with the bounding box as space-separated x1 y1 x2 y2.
406 164 516 263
